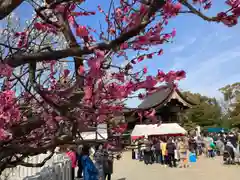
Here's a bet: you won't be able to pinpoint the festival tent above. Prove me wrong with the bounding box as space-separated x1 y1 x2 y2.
131 124 151 140
151 123 187 135
131 123 186 140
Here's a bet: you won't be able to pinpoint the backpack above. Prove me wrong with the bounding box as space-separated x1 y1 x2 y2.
210 142 216 149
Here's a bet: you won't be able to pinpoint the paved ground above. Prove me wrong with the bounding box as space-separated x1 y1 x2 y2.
111 151 239 180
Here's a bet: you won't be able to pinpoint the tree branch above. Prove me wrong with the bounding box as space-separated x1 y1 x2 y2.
5 0 166 68
179 0 219 22
55 3 84 81
10 116 45 138
6 45 93 67
0 0 24 20
12 151 55 168
0 134 106 162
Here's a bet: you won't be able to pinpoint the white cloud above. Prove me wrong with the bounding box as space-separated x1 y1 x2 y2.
191 46 240 74
170 45 185 53
178 45 240 98
171 55 195 70
187 37 197 45
168 22 240 98
170 36 197 53
218 35 232 42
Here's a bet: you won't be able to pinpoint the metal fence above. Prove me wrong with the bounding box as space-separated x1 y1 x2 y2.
1 153 72 180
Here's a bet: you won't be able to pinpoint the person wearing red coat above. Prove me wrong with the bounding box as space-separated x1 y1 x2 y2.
66 147 77 180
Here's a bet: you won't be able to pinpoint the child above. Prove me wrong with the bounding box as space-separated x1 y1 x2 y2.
208 142 216 158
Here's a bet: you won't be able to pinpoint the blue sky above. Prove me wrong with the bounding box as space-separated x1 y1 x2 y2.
11 1 240 108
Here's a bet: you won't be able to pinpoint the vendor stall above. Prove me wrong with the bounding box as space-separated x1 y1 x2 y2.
151 123 187 136
131 123 186 140
131 124 150 140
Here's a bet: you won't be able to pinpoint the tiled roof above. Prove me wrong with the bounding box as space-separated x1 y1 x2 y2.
138 84 195 109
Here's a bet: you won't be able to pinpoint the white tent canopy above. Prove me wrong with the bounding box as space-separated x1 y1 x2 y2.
151 123 187 135
131 123 186 138
131 124 150 137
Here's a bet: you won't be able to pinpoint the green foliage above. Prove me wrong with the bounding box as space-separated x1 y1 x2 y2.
180 82 240 129
182 91 222 128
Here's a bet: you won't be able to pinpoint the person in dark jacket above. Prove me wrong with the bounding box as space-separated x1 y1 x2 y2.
77 145 83 178
143 139 152 165
166 138 177 167
149 139 155 163
227 133 238 148
103 144 113 180
132 148 135 160
188 136 197 155
154 139 163 164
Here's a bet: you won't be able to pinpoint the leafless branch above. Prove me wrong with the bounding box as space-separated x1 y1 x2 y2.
179 0 219 22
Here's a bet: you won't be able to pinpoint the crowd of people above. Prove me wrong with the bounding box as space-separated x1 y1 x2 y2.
65 143 120 180
62 130 240 179
131 131 240 167
206 131 240 163
132 136 191 168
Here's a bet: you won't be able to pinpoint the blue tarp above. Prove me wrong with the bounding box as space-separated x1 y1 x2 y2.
207 127 229 133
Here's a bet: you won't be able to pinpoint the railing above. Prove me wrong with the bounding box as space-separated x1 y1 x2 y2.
1 153 72 180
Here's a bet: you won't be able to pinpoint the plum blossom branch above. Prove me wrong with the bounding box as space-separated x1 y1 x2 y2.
5 0 166 68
